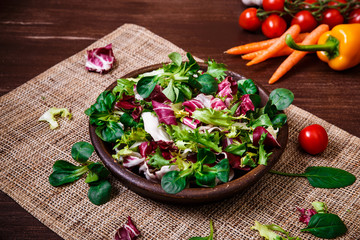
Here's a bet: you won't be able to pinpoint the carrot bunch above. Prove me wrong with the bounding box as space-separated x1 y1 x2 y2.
225 24 330 84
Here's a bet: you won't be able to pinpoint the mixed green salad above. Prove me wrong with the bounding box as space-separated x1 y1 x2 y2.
85 52 294 194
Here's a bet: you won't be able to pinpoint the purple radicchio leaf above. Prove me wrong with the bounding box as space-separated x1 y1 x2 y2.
183 99 204 114
297 207 317 225
139 142 158 158
194 93 214 108
113 216 140 240
253 126 281 148
210 98 227 111
123 154 145 169
217 76 237 107
115 95 137 110
182 117 200 129
152 100 177 125
234 94 255 116
145 85 170 103
85 43 115 74
131 105 143 122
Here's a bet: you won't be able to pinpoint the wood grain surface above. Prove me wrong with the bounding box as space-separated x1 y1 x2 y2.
1 0 359 239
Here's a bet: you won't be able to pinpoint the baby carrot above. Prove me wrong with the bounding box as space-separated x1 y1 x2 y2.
246 24 301 66
225 33 309 55
268 24 330 84
241 46 295 60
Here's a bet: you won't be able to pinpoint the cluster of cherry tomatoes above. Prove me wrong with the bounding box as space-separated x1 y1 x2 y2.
239 0 360 38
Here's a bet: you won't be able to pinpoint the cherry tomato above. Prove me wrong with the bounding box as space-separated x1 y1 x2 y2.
291 10 318 32
263 0 285 12
261 14 287 38
239 8 262 32
298 124 328 155
348 9 360 24
320 9 344 29
328 0 347 9
303 0 318 12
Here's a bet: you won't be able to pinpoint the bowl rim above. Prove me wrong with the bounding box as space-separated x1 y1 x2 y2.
89 63 288 204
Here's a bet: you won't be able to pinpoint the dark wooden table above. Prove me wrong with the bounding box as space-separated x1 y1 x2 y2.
1 0 359 239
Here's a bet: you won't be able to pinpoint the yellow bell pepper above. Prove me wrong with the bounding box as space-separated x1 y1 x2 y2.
285 23 360 71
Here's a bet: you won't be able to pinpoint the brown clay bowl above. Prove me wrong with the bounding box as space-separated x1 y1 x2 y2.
89 63 288 205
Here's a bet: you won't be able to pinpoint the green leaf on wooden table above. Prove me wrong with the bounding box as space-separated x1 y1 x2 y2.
301 213 347 239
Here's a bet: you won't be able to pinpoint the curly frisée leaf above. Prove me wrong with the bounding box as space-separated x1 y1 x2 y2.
38 107 72 130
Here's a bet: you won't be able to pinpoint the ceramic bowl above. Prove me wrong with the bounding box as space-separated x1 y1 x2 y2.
89 63 288 204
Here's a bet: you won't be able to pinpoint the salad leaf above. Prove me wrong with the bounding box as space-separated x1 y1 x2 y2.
212 158 230 183
120 113 138 128
161 170 187 194
188 220 214 240
49 161 88 186
136 76 157 98
206 59 227 80
251 114 273 128
225 143 247 156
95 121 124 143
71 141 94 163
251 221 300 240
38 107 72 130
142 112 171 142
301 213 347 239
271 114 287 128
85 162 110 184
270 166 356 189
152 100 177 125
253 126 281 148
148 148 171 169
88 179 112 206
197 74 218 94
85 43 115 74
238 79 258 95
197 148 216 164
168 52 182 66
269 88 294 111
304 166 356 188
258 133 273 165
112 78 136 98
114 216 140 240
192 108 236 127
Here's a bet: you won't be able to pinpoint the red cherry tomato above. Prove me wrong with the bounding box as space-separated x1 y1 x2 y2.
239 8 262 32
291 10 318 32
348 9 360 24
328 0 347 8
263 0 285 12
298 124 328 155
320 9 344 29
261 14 287 38
303 0 318 12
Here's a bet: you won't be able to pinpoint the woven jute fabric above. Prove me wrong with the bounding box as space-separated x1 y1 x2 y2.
0 23 359 240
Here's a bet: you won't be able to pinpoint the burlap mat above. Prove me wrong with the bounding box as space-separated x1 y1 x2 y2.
0 23 359 240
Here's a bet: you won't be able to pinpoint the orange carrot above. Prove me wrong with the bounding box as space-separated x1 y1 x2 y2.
241 46 295 60
225 33 309 55
246 24 301 66
268 24 330 84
